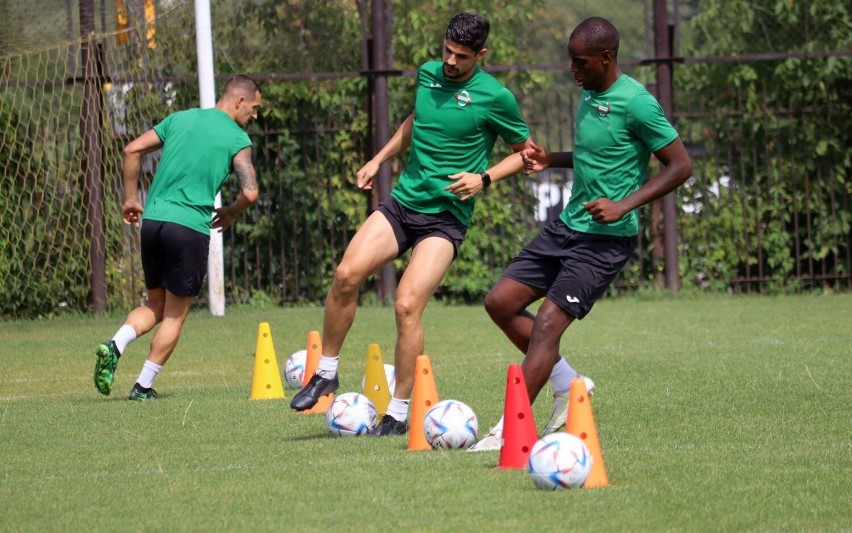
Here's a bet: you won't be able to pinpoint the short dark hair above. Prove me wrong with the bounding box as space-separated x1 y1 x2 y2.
222 75 261 99
570 17 620 57
445 13 490 52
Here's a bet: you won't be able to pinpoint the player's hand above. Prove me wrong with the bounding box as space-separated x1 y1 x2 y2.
582 198 628 224
356 160 380 190
521 142 549 174
444 172 482 202
122 200 144 226
212 205 237 232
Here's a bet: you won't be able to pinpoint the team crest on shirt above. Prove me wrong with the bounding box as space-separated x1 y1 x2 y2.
455 90 472 107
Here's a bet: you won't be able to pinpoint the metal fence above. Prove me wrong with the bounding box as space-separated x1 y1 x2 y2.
672 73 850 292
217 52 850 304
1 0 849 318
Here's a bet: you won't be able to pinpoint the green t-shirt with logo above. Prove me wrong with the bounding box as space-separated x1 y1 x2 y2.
144 108 252 235
561 74 678 237
391 61 530 227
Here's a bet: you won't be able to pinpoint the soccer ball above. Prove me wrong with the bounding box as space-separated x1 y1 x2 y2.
284 349 307 389
528 432 593 490
326 392 379 437
361 363 396 396
423 399 478 450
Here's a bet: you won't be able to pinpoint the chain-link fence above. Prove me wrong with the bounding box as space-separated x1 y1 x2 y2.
1 0 849 318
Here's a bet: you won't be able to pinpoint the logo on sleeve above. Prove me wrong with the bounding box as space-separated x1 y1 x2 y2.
565 294 580 304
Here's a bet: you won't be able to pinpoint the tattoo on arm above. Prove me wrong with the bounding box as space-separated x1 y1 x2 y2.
233 148 258 191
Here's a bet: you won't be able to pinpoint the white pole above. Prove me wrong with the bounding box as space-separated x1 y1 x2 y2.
195 0 225 316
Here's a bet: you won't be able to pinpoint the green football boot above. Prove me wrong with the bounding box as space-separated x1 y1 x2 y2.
94 341 120 395
128 383 158 401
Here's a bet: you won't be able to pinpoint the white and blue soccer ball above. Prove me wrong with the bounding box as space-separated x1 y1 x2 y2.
528 432 593 490
326 392 379 437
284 349 307 389
423 399 478 450
361 363 396 396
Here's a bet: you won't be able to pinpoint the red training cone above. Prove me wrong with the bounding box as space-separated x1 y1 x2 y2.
497 364 538 469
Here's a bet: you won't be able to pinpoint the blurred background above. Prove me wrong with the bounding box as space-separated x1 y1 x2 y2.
1 0 849 318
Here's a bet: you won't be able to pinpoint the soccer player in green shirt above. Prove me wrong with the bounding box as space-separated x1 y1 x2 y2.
93 75 262 400
291 13 566 436
469 17 693 450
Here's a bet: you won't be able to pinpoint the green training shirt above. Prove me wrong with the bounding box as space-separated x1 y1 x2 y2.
561 74 678 237
391 61 530 227
143 108 252 235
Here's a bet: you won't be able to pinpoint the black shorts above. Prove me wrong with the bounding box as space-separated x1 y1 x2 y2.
377 196 467 259
140 220 210 297
503 219 636 319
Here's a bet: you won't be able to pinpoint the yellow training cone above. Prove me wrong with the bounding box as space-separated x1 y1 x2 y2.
363 343 391 416
250 322 285 400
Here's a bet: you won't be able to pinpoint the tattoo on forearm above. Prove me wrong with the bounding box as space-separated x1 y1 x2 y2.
233 151 258 191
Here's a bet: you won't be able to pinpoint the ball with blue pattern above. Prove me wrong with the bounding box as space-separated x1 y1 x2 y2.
326 392 379 437
423 399 479 450
528 432 593 490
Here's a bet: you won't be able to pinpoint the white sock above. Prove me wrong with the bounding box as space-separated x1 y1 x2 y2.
386 398 409 422
491 416 505 434
112 325 137 355
549 356 578 394
317 355 339 378
136 360 162 389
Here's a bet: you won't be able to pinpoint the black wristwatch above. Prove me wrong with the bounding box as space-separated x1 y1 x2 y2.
480 172 492 189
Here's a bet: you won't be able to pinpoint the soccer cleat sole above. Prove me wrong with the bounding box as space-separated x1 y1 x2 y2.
94 344 117 396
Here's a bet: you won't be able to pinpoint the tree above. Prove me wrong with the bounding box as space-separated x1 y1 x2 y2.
675 0 851 291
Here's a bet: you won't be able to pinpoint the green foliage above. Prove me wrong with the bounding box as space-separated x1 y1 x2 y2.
675 0 851 293
211 0 560 305
0 90 125 318
2 0 850 318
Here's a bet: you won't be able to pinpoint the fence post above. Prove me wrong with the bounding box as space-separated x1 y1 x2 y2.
80 0 107 312
653 0 682 292
371 0 396 304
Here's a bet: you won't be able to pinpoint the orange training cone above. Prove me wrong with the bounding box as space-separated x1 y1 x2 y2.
363 343 391 416
300 330 334 414
498 364 538 469
408 355 439 451
566 376 609 488
250 322 286 400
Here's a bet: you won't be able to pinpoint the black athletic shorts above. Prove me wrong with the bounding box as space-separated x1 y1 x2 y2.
140 220 210 297
377 196 467 259
503 219 636 320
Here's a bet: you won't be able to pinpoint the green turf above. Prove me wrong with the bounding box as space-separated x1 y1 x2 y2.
1 294 850 531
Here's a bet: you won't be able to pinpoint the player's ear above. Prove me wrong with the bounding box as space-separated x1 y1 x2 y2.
476 47 488 61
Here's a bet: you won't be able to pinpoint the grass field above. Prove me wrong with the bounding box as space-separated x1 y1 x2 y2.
1 294 850 531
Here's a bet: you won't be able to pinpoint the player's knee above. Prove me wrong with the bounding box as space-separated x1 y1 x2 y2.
532 306 571 337
484 290 508 322
393 295 420 323
333 262 361 291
